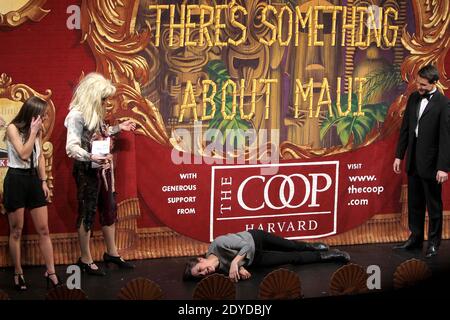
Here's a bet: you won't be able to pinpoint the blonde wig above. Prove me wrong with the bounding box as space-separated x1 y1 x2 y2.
69 73 116 131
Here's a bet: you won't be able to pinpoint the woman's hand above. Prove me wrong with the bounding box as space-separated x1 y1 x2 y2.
42 181 51 201
119 120 136 132
229 261 240 282
30 116 42 136
238 266 251 280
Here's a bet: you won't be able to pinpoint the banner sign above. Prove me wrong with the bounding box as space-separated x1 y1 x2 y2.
136 132 400 243
210 161 340 240
1 0 449 248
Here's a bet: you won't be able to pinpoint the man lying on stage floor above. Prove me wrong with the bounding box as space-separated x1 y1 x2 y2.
183 229 351 282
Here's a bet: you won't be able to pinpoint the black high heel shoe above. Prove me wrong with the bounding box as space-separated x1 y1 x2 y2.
103 253 135 269
44 271 61 289
77 258 106 276
14 273 27 291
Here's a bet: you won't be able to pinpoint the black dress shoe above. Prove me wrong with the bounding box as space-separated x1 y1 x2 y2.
77 258 106 276
425 245 438 258
304 242 329 251
393 238 423 250
103 253 135 269
319 249 351 263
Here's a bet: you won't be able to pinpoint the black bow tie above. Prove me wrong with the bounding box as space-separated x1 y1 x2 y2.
421 92 433 101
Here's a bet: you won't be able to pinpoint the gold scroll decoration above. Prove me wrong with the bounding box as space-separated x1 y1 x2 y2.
81 0 169 145
382 0 450 139
0 0 49 28
401 0 450 92
0 73 55 207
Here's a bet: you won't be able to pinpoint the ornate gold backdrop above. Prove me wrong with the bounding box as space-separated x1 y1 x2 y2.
0 0 49 28
0 0 449 266
78 0 450 260
81 0 450 153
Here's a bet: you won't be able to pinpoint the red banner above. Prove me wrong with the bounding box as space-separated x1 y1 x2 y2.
135 133 401 242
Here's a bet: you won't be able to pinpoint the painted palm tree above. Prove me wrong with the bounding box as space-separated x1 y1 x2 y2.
320 93 388 146
320 64 403 147
205 60 253 150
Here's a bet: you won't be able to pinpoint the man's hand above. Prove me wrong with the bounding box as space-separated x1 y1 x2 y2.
436 170 448 184
119 120 136 132
104 153 113 161
229 261 240 282
91 153 113 169
238 266 251 280
393 158 402 174
90 154 107 164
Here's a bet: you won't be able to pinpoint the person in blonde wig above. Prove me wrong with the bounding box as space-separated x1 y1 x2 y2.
65 73 136 275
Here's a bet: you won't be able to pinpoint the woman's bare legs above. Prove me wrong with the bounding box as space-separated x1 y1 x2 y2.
8 208 25 285
30 205 58 284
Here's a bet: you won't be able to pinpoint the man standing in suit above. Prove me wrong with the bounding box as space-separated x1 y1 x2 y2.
393 64 450 258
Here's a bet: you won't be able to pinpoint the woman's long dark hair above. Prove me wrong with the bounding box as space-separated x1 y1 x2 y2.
8 96 47 141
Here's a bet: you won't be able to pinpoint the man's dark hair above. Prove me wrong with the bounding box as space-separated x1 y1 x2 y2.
182 257 200 281
418 64 439 84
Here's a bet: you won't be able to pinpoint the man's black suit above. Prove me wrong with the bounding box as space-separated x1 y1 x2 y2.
396 90 450 246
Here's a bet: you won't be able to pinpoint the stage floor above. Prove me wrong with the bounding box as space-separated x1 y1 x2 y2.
1 240 449 300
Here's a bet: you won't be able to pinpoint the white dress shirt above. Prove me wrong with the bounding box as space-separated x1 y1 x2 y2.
64 109 121 162
415 88 437 137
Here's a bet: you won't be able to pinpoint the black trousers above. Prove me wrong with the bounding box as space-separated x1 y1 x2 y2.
248 230 321 268
408 140 443 246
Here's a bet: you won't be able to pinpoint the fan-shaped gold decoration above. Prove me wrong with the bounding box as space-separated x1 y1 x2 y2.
193 274 236 300
329 264 369 295
45 286 88 300
117 277 163 300
0 290 10 300
258 268 302 300
393 259 432 289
